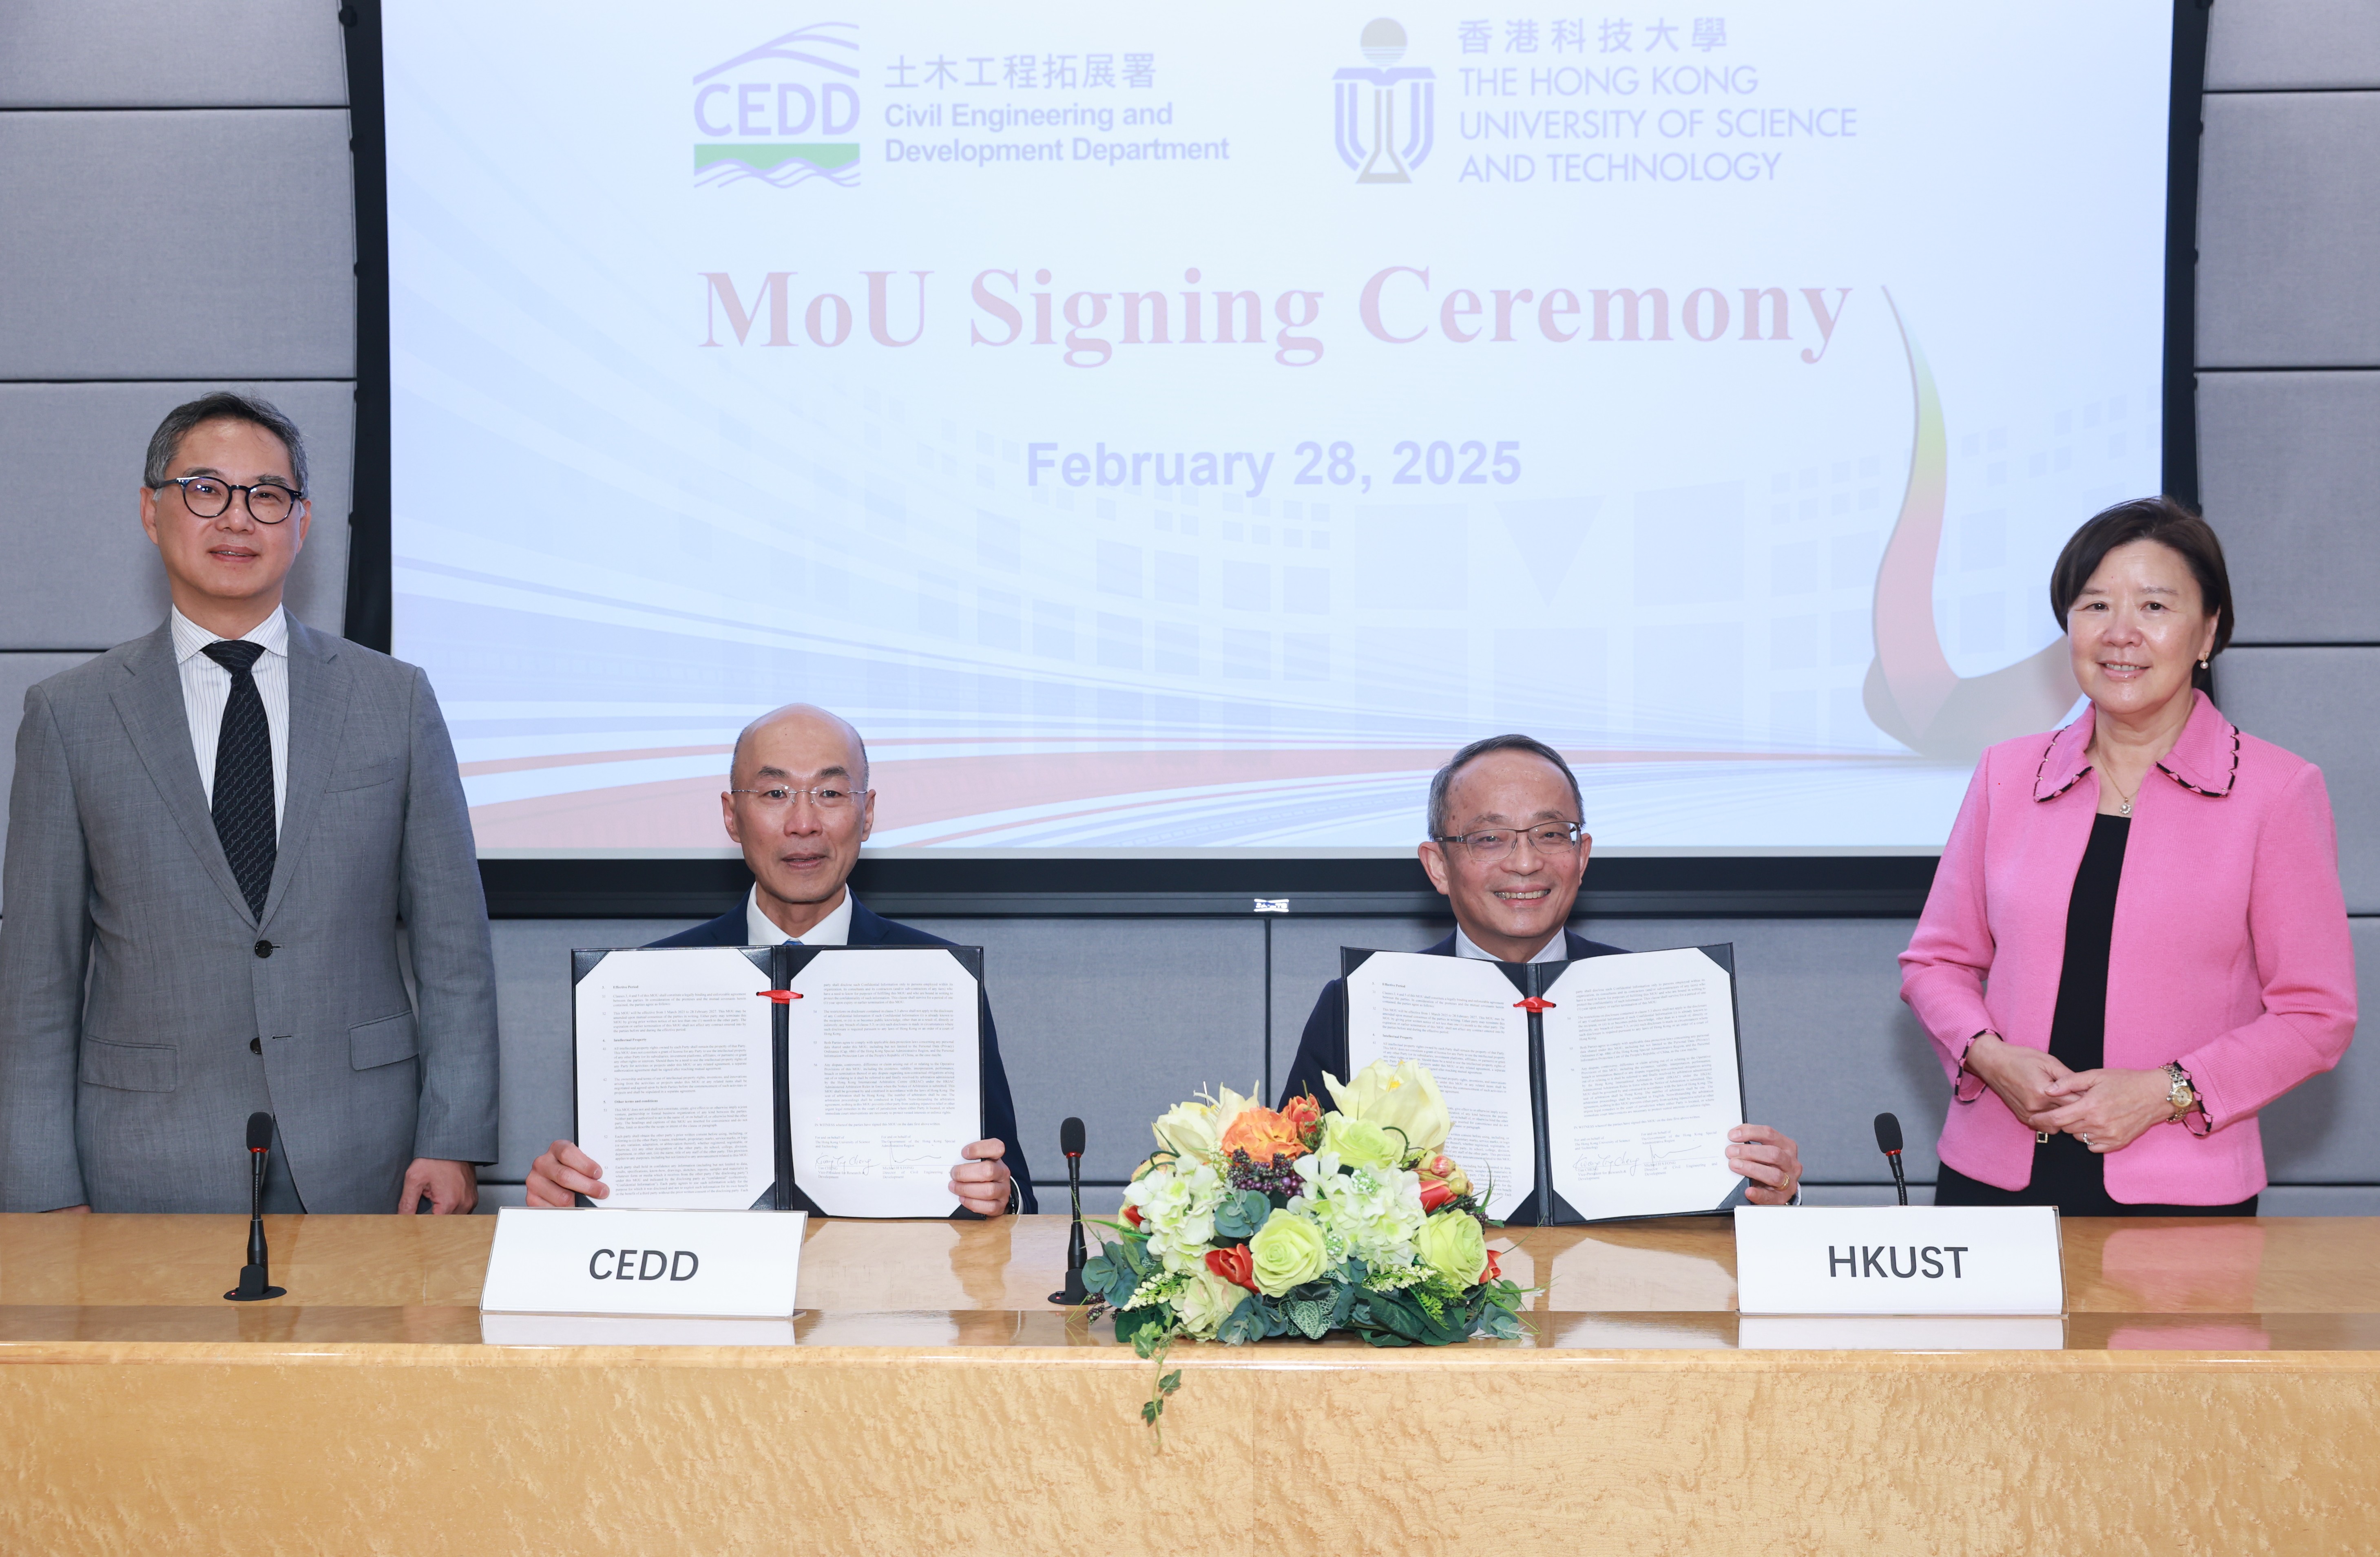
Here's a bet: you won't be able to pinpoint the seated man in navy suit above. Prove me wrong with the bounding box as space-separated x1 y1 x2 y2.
1280 733 1804 1207
528 703 1035 1215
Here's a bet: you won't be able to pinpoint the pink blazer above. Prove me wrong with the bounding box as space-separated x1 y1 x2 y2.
1900 691 2356 1205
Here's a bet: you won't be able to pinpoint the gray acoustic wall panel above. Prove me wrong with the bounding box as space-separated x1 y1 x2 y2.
0 652 100 903
1266 914 1450 1104
485 918 707 1182
2215 647 2380 913
0 1 349 108
0 109 355 380
2205 0 2380 91
2199 370 2380 643
904 916 1270 1186
2196 92 2380 369
2254 916 2380 1184
0 381 353 649
2261 1186 2380 1216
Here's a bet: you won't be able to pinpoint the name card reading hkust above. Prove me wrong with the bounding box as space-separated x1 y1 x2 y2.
1733 1206 2064 1316
480 1207 807 1318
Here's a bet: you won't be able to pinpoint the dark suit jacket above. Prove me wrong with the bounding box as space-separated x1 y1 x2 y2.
649 899 1036 1213
1277 928 1627 1109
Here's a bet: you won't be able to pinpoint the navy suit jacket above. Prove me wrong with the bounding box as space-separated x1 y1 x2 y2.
649 899 1037 1213
1276 928 1628 1109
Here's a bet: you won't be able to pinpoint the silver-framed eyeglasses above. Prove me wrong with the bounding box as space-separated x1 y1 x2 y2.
729 785 869 812
161 475 304 524
1431 822 1585 862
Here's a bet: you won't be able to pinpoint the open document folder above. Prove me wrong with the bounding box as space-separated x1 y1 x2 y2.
1341 945 1750 1224
572 943 986 1217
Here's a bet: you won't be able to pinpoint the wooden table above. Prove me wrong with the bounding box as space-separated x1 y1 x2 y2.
2 1213 2375 1553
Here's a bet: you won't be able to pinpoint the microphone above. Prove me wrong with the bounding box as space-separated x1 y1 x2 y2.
1049 1116 1089 1306
1873 1111 1910 1207
225 1111 287 1301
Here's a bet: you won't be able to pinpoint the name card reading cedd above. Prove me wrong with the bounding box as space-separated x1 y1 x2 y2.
1733 1206 2063 1316
480 1207 807 1318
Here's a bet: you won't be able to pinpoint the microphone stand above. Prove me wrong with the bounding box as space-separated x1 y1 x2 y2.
1886 1148 1909 1207
226 1140 286 1301
1049 1129 1089 1306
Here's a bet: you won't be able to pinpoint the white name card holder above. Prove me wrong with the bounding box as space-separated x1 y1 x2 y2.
480 1207 806 1319
1733 1205 2064 1316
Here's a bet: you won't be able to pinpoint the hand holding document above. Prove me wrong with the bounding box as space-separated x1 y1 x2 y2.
1540 947 1747 1221
787 947 982 1218
573 944 989 1217
1339 944 1749 1224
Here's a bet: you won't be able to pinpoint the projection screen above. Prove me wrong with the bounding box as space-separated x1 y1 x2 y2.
376 1 2184 858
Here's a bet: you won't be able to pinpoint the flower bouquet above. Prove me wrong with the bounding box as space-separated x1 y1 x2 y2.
1083 1060 1526 1356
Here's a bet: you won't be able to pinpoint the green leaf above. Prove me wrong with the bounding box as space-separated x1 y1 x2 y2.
1213 1189 1272 1241
1214 1295 1272 1345
1116 1305 1172 1352
1476 1306 1525 1340
1283 1296 1334 1339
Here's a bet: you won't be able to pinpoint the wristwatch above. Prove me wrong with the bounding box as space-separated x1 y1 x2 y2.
2163 1062 2198 1122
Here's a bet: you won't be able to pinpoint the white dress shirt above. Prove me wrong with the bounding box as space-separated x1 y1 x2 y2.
745 886 854 945
170 604 290 832
1453 924 1569 963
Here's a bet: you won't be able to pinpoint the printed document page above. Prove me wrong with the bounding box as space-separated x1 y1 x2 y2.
1540 947 1746 1220
575 947 776 1210
787 947 981 1217
1343 951 1533 1221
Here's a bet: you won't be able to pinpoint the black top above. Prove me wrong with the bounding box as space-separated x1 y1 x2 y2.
2046 814 2132 1073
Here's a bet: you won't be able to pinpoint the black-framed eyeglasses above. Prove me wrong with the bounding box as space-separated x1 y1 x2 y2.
159 475 304 524
728 785 869 812
1431 822 1585 862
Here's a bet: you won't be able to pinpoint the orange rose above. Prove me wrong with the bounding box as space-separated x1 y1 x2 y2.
1221 1105 1310 1164
1281 1093 1323 1135
1205 1243 1259 1292
1419 1179 1458 1213
1482 1248 1502 1282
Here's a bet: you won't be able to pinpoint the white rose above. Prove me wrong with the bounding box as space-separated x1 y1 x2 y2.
1174 1268 1250 1339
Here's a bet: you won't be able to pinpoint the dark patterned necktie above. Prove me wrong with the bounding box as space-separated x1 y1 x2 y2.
201 640 276 918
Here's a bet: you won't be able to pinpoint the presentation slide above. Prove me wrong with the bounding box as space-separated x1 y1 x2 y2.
381 1 2173 856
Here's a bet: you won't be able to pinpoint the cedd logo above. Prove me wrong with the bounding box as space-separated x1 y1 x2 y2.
692 22 861 188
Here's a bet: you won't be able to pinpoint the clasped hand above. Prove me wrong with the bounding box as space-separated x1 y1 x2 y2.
527 1137 1015 1215
1964 1034 2171 1153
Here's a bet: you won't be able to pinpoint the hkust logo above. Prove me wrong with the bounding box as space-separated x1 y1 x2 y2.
692 22 861 188
1334 18 1435 183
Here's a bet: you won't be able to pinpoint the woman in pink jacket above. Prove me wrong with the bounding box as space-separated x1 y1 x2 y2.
1900 497 2355 1214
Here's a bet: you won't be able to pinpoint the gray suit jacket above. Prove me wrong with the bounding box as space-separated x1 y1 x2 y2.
0 619 498 1212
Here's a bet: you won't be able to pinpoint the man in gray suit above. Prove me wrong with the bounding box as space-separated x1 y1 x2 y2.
0 392 498 1214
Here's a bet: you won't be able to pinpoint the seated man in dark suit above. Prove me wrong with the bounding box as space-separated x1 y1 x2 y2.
1280 733 1804 1206
528 703 1034 1215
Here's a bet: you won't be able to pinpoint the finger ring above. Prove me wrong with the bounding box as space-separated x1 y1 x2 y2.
2081 1133 2094 1147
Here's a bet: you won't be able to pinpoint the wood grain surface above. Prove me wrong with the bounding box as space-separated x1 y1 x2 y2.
2 1213 2375 1554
